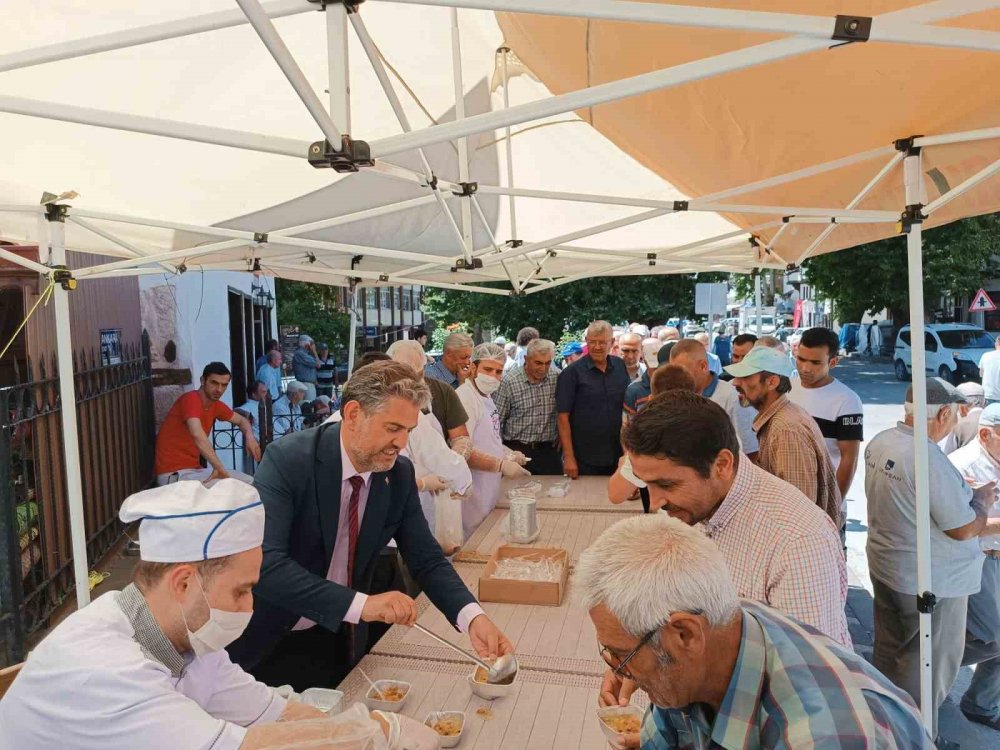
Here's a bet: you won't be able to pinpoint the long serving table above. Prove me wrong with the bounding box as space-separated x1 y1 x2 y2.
336 474 646 748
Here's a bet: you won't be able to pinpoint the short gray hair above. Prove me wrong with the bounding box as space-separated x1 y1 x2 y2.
525 338 555 359
755 335 785 352
285 380 308 395
386 339 426 373
586 320 613 339
904 401 958 421
443 332 474 352
577 513 739 637
472 342 506 363
619 332 642 347
340 360 431 415
298 334 313 346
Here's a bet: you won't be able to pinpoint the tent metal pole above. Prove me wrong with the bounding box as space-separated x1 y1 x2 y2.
72 238 249 278
468 195 520 290
347 286 358 374
69 207 258 239
754 274 763 334
45 210 92 610
369 36 828 158
327 2 351 132
266 261 513 295
274 194 442 236
500 48 519 243
914 126 1000 148
0 205 45 214
922 156 1000 215
903 147 935 734
796 152 904 263
348 12 472 262
375 0 1000 52
450 9 476 259
236 0 343 146
0 95 309 158
524 259 643 295
267 233 465 265
0 0 312 73
0 246 54 275
68 216 177 272
371 160 462 193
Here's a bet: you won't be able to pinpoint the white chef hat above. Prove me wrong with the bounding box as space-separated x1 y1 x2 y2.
119 479 265 563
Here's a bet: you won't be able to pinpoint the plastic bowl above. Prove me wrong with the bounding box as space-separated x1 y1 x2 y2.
364 680 410 713
596 705 644 742
424 710 465 748
300 687 344 714
467 665 518 700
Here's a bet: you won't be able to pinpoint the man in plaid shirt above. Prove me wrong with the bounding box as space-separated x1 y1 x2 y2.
494 338 561 474
580 514 931 750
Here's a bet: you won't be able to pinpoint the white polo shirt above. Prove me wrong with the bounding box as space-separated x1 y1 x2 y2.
789 378 864 471
0 586 285 750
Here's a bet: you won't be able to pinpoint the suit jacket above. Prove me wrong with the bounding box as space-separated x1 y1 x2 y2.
228 422 476 670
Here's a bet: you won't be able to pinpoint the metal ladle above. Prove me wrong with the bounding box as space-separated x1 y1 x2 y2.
412 623 519 684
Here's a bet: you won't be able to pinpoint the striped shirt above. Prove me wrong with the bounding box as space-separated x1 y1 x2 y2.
494 366 558 442
641 602 932 750
753 394 843 529
702 458 851 646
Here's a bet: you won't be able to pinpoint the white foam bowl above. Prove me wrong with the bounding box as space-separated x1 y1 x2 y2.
596 705 644 743
467 666 518 700
299 687 343 714
364 680 410 713
424 710 465 748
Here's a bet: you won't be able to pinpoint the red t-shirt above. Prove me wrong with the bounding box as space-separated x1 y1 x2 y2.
154 390 234 475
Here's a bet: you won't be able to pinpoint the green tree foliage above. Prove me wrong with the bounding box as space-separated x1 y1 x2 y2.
421 273 729 341
802 213 1000 323
275 279 351 350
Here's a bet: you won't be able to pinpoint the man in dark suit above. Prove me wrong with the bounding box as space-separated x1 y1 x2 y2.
228 361 513 690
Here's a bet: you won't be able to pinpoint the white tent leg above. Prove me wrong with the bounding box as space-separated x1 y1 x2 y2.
755 273 763 334
47 209 91 610
347 286 358 374
450 9 475 257
499 47 518 242
327 3 351 131
902 146 935 735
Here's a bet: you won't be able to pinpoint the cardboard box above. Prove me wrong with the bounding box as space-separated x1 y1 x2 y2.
478 546 569 607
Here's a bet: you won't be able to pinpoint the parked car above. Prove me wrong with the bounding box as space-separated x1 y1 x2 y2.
774 326 805 343
893 323 996 383
742 315 777 335
683 322 706 337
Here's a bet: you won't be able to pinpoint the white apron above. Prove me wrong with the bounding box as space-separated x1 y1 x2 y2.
457 382 503 539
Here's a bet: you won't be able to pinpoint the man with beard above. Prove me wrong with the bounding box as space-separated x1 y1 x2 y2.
580 514 930 750
227 361 512 689
726 347 842 531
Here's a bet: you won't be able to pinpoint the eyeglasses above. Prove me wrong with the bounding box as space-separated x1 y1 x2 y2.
600 628 659 679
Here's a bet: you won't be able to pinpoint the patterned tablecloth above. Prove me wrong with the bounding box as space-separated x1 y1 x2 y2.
338 654 648 750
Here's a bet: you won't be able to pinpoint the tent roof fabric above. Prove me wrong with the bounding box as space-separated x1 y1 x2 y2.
497 0 1000 263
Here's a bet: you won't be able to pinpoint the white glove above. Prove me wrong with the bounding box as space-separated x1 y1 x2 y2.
501 460 532 478
376 711 439 750
503 448 531 466
418 474 452 493
448 435 473 459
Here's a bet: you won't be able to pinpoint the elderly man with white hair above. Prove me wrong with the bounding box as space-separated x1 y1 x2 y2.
425 331 474 388
457 342 531 537
291 334 321 400
941 381 988 455
581 514 930 750
0 480 441 750
556 320 631 477
272 379 308 437
866 377 994 737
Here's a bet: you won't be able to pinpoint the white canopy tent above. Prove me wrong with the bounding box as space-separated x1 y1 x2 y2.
1 1 998 731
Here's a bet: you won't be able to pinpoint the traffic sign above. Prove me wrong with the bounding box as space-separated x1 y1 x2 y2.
363 326 378 337
969 288 997 313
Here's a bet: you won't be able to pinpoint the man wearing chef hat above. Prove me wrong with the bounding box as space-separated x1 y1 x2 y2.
0 480 438 750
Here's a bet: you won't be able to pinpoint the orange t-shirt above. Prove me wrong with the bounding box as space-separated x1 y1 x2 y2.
154 390 234 475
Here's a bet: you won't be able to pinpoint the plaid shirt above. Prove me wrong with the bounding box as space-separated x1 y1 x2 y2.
704 458 851 646
641 602 932 750
494 366 558 442
753 395 843 529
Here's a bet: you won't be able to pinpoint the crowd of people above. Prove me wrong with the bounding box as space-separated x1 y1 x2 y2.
5 315 1000 750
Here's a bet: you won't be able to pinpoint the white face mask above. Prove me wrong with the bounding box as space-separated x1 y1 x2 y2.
180 576 252 657
475 373 501 395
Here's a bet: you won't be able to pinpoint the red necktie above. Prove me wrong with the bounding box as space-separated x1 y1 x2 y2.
346 475 364 588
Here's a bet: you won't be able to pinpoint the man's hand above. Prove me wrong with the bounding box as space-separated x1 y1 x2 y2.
563 455 579 479
599 669 637 707
504 449 530 466
971 479 998 511
457 363 472 384
245 434 262 462
468 614 514 660
208 466 230 483
278 701 326 722
418 474 452 493
361 592 418 625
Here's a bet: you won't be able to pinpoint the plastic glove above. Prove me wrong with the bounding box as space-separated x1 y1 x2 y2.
375 712 440 750
418 474 452 493
448 435 473 459
501 460 532 478
503 448 531 466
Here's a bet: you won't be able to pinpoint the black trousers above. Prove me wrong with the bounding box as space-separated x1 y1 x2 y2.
577 461 617 476
249 624 351 692
503 440 563 475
